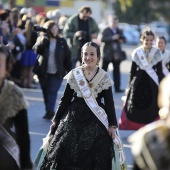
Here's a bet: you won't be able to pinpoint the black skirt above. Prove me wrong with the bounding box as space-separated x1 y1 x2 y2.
40 98 114 170
125 71 159 124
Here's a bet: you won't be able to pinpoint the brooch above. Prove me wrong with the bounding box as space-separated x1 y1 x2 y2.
89 83 93 88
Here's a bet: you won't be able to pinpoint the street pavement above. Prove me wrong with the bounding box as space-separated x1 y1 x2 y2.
24 44 137 169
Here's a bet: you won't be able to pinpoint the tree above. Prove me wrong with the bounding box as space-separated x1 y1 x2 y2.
9 0 16 8
114 0 170 24
25 0 34 7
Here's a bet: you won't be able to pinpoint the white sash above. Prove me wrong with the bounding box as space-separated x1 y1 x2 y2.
72 67 126 167
72 68 109 128
0 125 20 168
162 63 169 76
162 51 170 76
136 48 159 85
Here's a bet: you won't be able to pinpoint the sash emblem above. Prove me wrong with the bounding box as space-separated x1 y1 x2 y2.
141 56 144 60
79 79 85 86
76 70 80 75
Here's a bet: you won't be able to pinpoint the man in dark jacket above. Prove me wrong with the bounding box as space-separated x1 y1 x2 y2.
63 6 99 68
100 15 126 93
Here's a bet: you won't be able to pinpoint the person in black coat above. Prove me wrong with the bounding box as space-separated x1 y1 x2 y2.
33 20 72 119
100 15 126 93
11 19 26 86
0 45 32 170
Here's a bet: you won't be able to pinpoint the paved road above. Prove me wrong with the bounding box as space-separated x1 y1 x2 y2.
24 44 137 169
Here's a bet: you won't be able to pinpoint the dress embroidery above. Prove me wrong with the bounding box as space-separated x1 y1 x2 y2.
132 46 162 70
162 50 170 64
64 67 114 98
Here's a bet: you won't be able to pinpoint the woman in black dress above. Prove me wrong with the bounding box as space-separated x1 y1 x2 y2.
119 29 164 130
40 42 118 170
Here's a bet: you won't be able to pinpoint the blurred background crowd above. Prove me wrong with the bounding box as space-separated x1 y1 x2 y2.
1 0 170 170
0 0 170 88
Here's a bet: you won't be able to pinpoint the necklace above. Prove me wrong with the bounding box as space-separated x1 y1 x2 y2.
83 66 97 75
85 67 98 77
84 67 99 88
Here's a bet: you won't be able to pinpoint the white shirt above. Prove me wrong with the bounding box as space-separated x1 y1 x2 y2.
47 41 57 74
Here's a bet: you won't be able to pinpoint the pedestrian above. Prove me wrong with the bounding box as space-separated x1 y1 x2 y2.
11 19 26 87
58 15 68 36
33 20 72 119
51 9 62 25
20 19 38 88
38 42 121 169
119 29 165 130
129 74 170 170
0 9 15 50
100 15 126 93
156 36 170 76
63 5 99 68
0 45 33 169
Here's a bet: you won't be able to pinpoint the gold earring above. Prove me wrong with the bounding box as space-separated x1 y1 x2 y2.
96 59 100 66
159 107 169 119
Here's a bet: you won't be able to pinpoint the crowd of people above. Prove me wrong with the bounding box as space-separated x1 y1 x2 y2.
0 5 127 120
0 4 170 170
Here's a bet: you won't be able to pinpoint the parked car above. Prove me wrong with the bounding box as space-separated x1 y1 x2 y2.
119 23 140 45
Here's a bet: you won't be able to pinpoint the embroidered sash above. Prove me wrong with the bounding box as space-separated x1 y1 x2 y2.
72 67 127 168
136 48 159 85
72 68 109 128
0 125 20 168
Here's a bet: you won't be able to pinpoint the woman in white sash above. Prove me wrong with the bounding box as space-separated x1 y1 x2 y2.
40 42 118 169
0 45 33 169
119 29 164 130
156 36 170 76
129 74 170 170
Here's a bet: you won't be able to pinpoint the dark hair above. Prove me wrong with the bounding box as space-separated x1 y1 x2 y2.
157 36 167 44
25 19 34 47
43 20 58 38
44 20 56 30
140 29 155 42
0 9 10 21
81 42 100 59
0 45 13 73
78 6 92 14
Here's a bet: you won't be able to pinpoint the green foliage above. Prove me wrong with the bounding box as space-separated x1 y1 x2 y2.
114 0 170 24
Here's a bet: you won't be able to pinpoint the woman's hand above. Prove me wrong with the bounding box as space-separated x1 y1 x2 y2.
108 126 116 140
50 122 57 135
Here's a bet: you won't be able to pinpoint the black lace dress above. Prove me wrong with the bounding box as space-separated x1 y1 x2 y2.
40 71 118 170
125 61 164 124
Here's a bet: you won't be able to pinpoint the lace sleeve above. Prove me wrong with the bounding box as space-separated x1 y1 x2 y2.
132 47 162 69
64 69 114 98
150 49 162 66
93 72 114 98
64 71 79 94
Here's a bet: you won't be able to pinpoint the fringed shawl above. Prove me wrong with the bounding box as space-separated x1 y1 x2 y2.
64 67 114 98
0 80 28 125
